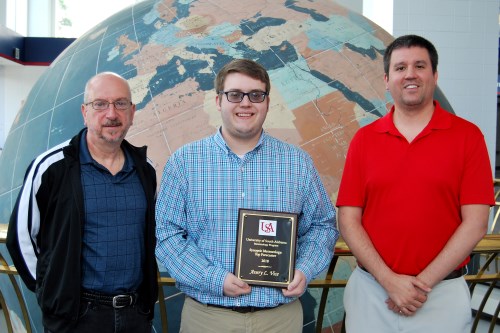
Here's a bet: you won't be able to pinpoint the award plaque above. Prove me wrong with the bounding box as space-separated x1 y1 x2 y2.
234 208 298 288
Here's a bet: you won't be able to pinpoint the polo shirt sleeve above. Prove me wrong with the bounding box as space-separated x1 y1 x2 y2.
459 124 495 205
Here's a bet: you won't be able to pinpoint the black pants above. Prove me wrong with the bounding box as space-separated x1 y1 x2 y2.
44 301 152 333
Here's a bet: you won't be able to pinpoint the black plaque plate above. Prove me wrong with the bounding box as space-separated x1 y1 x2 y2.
234 209 298 288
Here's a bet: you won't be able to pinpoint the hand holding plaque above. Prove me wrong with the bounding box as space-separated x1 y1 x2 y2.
234 209 298 288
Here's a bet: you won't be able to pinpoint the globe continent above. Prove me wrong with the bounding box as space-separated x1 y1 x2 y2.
0 0 452 331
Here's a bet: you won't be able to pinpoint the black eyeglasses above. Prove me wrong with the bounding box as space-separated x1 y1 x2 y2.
85 99 132 110
219 91 268 103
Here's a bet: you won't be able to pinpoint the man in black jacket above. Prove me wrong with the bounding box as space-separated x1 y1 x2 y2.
7 72 158 333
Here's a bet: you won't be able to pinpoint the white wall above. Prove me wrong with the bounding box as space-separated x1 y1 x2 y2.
27 0 53 37
5 0 27 35
363 0 393 34
0 0 50 149
0 64 45 148
0 0 6 27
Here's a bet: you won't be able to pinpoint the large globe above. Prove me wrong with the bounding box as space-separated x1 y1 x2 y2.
0 0 452 331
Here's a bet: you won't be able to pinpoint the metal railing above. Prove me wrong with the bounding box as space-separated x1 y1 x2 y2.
1 232 499 332
158 236 500 333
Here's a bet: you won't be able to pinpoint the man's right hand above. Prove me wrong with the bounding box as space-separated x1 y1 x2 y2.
223 273 251 297
381 272 431 316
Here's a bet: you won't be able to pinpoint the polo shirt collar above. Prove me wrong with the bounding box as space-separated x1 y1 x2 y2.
373 100 452 137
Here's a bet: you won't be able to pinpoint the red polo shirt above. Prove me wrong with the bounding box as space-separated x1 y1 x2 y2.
337 101 495 275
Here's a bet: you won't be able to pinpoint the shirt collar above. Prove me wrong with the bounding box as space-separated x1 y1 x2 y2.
79 129 134 171
373 100 452 136
214 127 266 154
80 129 94 164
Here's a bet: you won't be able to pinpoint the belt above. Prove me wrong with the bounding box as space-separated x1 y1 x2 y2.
359 266 466 280
81 290 138 309
191 297 278 314
443 267 466 280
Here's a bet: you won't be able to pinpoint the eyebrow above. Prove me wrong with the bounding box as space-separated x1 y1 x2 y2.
392 59 428 68
224 89 266 93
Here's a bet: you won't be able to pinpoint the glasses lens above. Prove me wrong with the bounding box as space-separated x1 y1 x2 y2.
114 100 131 109
92 100 108 110
226 91 243 102
249 92 266 103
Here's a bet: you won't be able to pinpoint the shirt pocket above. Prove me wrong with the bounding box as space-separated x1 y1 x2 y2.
246 180 302 214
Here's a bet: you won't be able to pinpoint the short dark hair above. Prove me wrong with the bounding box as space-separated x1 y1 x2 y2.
214 59 271 96
383 34 438 76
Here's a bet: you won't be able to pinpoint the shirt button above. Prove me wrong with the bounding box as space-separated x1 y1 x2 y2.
241 192 245 198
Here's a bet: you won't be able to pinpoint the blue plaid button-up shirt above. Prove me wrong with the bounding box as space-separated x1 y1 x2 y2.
155 129 338 307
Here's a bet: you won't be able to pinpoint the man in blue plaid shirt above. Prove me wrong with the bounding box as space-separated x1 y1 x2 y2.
155 59 338 332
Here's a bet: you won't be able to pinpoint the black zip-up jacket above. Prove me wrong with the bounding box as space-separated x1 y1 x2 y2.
7 129 158 332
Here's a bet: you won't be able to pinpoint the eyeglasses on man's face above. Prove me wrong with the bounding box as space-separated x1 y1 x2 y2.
219 90 268 103
85 99 132 110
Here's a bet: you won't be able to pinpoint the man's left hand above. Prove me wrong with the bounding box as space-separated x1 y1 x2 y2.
282 269 307 297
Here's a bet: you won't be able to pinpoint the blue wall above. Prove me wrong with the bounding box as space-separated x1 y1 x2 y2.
0 26 75 65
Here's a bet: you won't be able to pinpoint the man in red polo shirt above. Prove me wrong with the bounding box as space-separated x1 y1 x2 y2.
337 34 494 333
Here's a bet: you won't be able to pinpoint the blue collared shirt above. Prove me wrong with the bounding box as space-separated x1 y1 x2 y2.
155 129 338 307
80 130 146 294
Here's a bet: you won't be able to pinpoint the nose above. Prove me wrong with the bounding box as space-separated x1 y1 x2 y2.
405 66 417 78
106 104 118 118
240 94 252 106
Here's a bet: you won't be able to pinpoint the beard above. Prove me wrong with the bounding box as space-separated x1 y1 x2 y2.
89 121 129 144
100 130 127 143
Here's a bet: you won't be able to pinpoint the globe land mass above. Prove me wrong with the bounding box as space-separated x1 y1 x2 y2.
90 0 393 206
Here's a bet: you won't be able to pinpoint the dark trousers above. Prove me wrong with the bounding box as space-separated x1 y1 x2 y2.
44 301 152 333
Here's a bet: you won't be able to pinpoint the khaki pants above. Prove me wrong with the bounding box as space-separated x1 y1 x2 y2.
344 267 472 333
180 297 303 333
